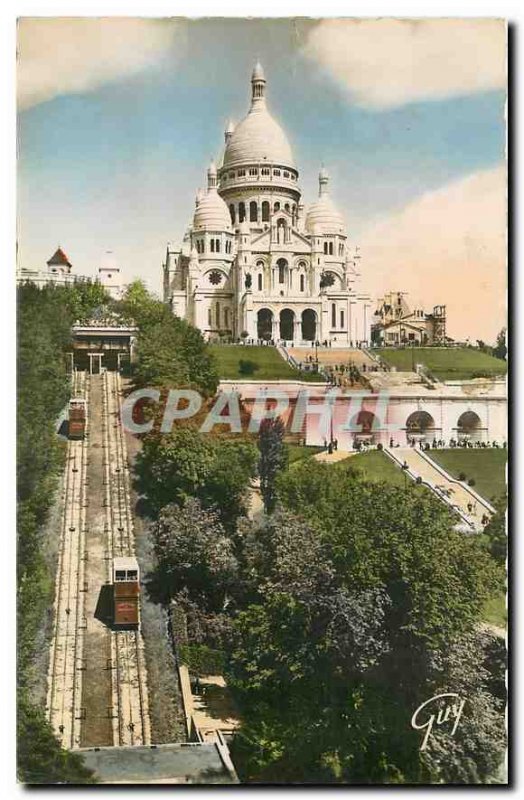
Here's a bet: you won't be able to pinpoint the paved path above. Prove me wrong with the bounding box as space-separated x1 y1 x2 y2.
314 450 353 464
387 448 493 531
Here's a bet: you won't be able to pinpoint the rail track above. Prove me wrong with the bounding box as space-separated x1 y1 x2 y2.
102 370 151 746
46 371 89 749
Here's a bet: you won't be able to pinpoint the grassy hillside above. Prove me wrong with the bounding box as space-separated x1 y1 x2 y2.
210 345 323 381
428 449 507 505
376 347 507 381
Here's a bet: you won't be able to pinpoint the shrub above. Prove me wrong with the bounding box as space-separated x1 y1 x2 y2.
239 359 259 376
179 643 225 676
468 478 476 487
416 476 422 485
377 443 383 451
459 472 467 481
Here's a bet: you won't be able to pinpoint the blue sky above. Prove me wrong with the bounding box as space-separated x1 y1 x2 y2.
17 18 506 339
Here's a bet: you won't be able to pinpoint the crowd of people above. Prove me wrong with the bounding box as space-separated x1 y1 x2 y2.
398 437 507 450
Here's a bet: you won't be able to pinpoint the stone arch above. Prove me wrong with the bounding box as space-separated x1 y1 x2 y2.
257 308 273 341
406 410 436 438
349 409 377 437
456 410 484 440
276 217 287 244
322 270 343 291
277 258 288 285
301 308 317 341
279 308 295 340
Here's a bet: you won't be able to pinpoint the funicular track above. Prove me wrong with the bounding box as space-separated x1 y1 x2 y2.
102 370 151 747
46 371 90 749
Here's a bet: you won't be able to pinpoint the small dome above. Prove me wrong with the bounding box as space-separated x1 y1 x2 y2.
306 169 346 235
193 188 232 231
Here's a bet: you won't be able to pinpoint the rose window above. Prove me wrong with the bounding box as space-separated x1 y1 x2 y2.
209 270 223 285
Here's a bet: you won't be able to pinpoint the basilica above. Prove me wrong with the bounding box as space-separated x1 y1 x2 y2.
163 63 371 345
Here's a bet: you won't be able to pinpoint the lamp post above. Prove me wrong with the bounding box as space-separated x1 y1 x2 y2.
401 460 409 493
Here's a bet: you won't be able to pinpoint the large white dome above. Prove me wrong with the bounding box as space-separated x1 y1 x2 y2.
222 64 294 169
223 108 294 168
306 169 346 235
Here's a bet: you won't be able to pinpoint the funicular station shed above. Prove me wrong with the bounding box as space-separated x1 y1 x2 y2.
71 315 138 373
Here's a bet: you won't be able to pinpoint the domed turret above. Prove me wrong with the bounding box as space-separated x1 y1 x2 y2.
193 162 232 231
306 168 346 235
221 63 294 168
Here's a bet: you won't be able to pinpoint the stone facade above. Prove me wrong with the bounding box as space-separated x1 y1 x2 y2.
163 63 372 345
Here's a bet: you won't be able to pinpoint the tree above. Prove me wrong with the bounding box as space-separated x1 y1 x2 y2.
17 283 101 783
152 499 237 609
118 280 219 396
493 327 507 361
135 426 257 527
18 698 95 784
483 505 507 566
227 465 504 783
258 417 287 514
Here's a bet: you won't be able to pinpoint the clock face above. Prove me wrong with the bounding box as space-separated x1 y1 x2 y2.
209 270 223 285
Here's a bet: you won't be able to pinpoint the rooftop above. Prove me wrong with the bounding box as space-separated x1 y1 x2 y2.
78 742 237 784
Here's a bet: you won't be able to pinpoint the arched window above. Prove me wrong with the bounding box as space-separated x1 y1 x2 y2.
276 218 286 244
229 204 235 224
215 238 221 253
216 301 220 327
258 273 263 291
210 239 215 253
300 274 305 292
274 202 280 212
329 242 334 255
208 308 212 326
224 308 229 327
262 201 270 222
331 303 336 328
239 202 246 222
340 309 345 328
324 242 328 255
250 201 258 222
278 259 287 284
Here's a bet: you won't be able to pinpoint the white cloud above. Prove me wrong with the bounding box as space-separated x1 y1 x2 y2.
17 18 182 110
359 165 506 342
303 18 506 108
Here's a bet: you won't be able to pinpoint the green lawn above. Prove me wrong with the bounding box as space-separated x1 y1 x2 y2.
210 345 324 381
285 444 324 464
375 347 507 381
428 449 507 505
336 450 411 486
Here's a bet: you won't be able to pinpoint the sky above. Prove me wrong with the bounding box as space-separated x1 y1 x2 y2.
17 17 506 342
